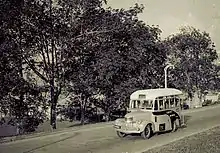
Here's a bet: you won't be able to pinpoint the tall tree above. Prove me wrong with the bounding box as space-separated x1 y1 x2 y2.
0 0 46 132
64 3 166 122
164 26 219 105
95 5 165 118
17 0 68 129
61 0 112 124
15 0 109 128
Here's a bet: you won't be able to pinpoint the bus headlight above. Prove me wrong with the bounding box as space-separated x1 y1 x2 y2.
135 120 142 124
115 118 123 125
115 119 120 124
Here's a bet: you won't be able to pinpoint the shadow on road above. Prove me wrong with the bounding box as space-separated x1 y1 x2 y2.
68 123 87 127
68 121 107 128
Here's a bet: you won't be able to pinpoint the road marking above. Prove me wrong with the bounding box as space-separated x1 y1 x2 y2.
135 123 220 153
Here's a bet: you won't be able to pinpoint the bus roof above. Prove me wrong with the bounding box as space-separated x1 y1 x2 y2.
130 88 183 100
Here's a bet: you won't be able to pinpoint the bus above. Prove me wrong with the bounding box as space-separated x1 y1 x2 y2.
113 88 184 139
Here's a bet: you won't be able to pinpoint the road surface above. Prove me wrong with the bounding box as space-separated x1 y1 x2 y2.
0 105 220 153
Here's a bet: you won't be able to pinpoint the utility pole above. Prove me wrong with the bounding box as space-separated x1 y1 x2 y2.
164 64 174 88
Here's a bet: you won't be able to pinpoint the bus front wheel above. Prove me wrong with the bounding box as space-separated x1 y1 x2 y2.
141 124 152 139
116 131 127 138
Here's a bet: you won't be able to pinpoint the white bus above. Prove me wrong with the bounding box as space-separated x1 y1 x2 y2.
113 88 184 139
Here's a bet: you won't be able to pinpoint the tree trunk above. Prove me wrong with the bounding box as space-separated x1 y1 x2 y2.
79 97 86 125
105 109 110 122
19 65 24 119
74 109 77 121
50 82 57 129
18 57 24 134
80 107 85 125
50 103 57 129
197 89 203 106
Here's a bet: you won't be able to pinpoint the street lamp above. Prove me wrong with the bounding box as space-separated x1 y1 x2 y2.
164 64 174 88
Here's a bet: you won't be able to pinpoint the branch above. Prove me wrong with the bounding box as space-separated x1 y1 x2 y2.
42 36 51 68
39 35 50 75
72 29 115 41
22 55 49 83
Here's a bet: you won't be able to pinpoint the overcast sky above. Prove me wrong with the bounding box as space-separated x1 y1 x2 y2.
106 0 220 53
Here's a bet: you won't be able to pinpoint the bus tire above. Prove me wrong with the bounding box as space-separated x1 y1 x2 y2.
116 131 127 138
141 124 152 139
171 119 177 132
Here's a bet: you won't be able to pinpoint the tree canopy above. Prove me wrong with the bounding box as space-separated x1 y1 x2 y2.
164 26 219 99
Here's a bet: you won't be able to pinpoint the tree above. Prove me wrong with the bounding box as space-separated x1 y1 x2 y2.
0 0 64 129
61 0 112 125
14 0 110 128
92 6 166 120
0 0 47 132
164 26 219 105
0 0 22 114
64 3 166 122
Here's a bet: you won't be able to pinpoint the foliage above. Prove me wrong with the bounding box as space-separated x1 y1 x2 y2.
164 26 219 98
0 0 47 132
63 3 166 122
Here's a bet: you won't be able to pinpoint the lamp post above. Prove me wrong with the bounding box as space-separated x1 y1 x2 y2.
164 64 174 88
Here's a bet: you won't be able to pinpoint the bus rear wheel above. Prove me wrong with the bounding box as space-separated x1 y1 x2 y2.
116 131 127 138
141 124 152 139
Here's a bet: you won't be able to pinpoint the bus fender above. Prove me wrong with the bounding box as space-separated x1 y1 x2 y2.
168 112 181 127
167 111 181 122
139 121 155 132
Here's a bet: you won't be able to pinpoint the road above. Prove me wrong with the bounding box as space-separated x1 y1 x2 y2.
0 105 220 153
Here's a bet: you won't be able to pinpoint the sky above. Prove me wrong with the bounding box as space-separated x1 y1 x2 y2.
105 0 220 53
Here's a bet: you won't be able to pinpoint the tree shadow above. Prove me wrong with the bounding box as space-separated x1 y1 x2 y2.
68 123 88 127
68 121 106 128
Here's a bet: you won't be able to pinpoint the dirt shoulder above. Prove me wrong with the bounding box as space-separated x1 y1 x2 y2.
144 126 220 153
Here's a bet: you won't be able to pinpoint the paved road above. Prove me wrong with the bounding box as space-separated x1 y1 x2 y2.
145 125 220 153
0 105 220 153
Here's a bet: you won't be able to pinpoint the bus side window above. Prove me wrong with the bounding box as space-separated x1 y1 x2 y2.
165 100 169 109
175 98 180 107
159 99 163 110
170 98 175 108
154 100 158 110
137 100 140 108
133 101 136 108
142 100 148 109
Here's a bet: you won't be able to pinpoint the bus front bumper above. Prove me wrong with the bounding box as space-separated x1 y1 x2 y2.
113 124 143 134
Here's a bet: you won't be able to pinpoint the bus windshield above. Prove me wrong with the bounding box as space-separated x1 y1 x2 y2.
141 100 153 110
130 100 153 110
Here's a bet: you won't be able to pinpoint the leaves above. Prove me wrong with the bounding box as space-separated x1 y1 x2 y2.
63 2 166 119
164 26 219 94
